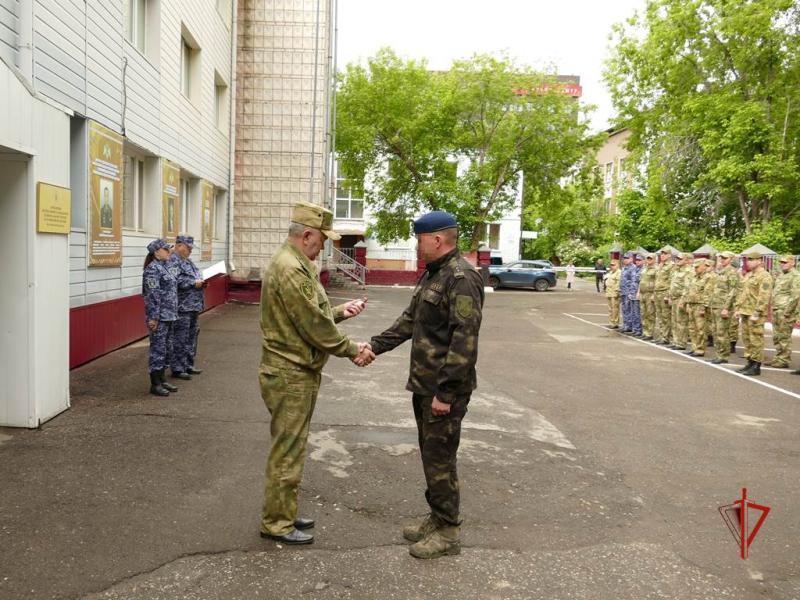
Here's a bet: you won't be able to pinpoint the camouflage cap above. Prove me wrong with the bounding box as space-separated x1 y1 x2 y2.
718 250 735 259
680 252 693 260
645 253 656 260
175 234 194 248
292 201 341 241
634 254 644 261
779 254 796 263
147 238 172 254
623 251 634 258
659 248 672 254
745 251 763 260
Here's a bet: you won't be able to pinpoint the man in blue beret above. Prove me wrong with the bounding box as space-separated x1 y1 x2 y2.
368 210 484 559
169 235 205 380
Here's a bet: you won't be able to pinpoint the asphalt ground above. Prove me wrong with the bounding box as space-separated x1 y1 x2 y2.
1 277 799 599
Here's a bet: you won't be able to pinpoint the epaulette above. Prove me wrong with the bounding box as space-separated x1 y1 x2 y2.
453 267 464 279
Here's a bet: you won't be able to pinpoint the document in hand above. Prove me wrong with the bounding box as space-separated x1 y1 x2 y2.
202 261 227 280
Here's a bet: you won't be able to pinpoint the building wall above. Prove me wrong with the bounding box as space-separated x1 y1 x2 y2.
596 127 631 214
233 0 332 278
0 0 19 67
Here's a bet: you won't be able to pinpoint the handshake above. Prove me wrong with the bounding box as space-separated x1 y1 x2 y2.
352 342 375 367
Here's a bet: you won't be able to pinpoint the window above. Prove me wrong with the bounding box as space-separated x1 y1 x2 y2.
181 37 192 98
124 0 146 53
335 163 364 219
603 162 614 199
214 190 227 239
122 156 145 230
486 223 501 250
214 72 228 130
180 178 189 234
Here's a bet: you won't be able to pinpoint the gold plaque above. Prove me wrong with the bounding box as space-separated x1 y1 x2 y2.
37 182 71 234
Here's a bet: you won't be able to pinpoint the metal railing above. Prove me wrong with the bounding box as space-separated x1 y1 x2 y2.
330 246 366 286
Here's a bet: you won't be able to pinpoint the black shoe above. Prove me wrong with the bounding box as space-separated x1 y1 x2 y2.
186 366 203 375
707 336 714 347
149 372 170 397
159 370 178 392
684 350 697 355
730 342 737 355
736 360 754 373
633 333 643 338
294 517 315 530
642 335 653 341
792 369 800 375
741 362 761 377
172 371 192 380
260 529 314 545
710 358 728 364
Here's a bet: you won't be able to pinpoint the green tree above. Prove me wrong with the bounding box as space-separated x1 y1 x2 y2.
336 49 596 249
605 0 800 241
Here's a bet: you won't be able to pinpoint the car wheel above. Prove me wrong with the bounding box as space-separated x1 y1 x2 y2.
533 278 550 292
488 276 500 290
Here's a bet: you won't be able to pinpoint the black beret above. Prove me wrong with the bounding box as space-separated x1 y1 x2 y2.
413 211 458 234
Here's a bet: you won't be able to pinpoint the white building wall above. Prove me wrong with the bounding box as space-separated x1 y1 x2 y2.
0 0 20 67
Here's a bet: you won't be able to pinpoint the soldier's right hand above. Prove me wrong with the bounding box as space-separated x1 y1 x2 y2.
148 319 159 331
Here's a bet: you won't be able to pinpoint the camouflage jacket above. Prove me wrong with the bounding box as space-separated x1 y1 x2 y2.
772 268 800 314
683 271 712 306
638 266 656 294
709 265 740 310
735 268 773 316
669 265 692 301
169 253 205 313
621 264 640 297
142 259 178 322
605 269 621 298
654 261 674 292
260 241 358 373
370 249 484 403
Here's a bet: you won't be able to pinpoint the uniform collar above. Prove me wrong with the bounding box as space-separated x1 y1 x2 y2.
285 241 318 277
426 248 459 273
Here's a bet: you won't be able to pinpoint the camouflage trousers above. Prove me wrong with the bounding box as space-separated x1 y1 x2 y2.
607 296 621 326
672 303 689 349
686 304 708 355
710 308 732 359
654 291 671 342
148 320 175 373
260 364 321 536
741 315 767 363
412 393 470 527
771 308 795 366
622 296 641 333
640 292 656 337
170 311 199 372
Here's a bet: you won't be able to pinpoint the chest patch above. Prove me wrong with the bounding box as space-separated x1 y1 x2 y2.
429 282 443 293
301 280 314 300
146 278 158 289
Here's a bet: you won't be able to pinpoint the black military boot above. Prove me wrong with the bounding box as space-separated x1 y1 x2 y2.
171 370 192 380
150 372 170 396
730 341 737 355
736 359 754 373
706 335 714 347
741 361 761 377
186 366 203 375
159 370 178 392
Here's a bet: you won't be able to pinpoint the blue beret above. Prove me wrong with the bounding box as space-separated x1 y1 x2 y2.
147 238 172 254
176 235 194 248
413 211 458 235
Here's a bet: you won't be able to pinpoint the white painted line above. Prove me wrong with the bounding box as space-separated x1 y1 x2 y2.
571 313 609 316
563 312 800 401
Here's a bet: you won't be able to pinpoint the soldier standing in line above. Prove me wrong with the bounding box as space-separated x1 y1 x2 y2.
653 249 675 344
637 253 657 340
605 260 622 329
734 251 774 377
629 254 644 336
707 251 740 364
169 235 205 380
369 211 484 560
667 252 693 351
259 201 373 546
768 255 800 369
142 238 179 397
620 253 636 333
681 259 713 357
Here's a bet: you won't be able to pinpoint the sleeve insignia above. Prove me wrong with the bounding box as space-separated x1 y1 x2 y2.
300 280 314 300
456 295 473 319
146 278 158 289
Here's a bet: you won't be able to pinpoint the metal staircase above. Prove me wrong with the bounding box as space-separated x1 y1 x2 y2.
329 246 367 288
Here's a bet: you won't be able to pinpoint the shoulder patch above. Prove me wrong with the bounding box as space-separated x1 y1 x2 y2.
456 295 473 319
300 280 314 300
146 278 158 289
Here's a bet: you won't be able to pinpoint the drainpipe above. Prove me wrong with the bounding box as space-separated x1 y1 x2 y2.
226 0 238 266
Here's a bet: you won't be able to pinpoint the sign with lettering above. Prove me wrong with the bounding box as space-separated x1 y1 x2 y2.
88 121 123 266
36 182 71 234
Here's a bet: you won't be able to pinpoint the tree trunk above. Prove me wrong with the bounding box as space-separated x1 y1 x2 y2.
737 188 751 234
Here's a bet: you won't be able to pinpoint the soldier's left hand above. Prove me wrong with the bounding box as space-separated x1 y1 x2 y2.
343 297 368 319
431 396 451 416
194 279 203 288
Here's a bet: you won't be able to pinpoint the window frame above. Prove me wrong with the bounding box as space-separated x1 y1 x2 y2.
122 155 145 232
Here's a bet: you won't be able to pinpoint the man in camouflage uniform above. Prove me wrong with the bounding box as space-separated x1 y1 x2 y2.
619 253 636 333
682 259 713 356
605 260 622 328
259 201 372 545
637 253 657 340
734 251 774 376
623 254 644 336
769 255 800 368
707 251 740 364
370 211 484 560
169 235 205 379
667 253 692 350
653 249 675 344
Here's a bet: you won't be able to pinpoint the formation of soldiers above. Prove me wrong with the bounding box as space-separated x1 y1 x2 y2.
142 235 205 396
604 249 800 377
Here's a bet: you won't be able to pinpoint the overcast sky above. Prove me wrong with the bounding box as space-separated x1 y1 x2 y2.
335 0 646 132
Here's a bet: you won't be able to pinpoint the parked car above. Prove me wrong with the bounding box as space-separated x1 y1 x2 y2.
487 260 556 291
